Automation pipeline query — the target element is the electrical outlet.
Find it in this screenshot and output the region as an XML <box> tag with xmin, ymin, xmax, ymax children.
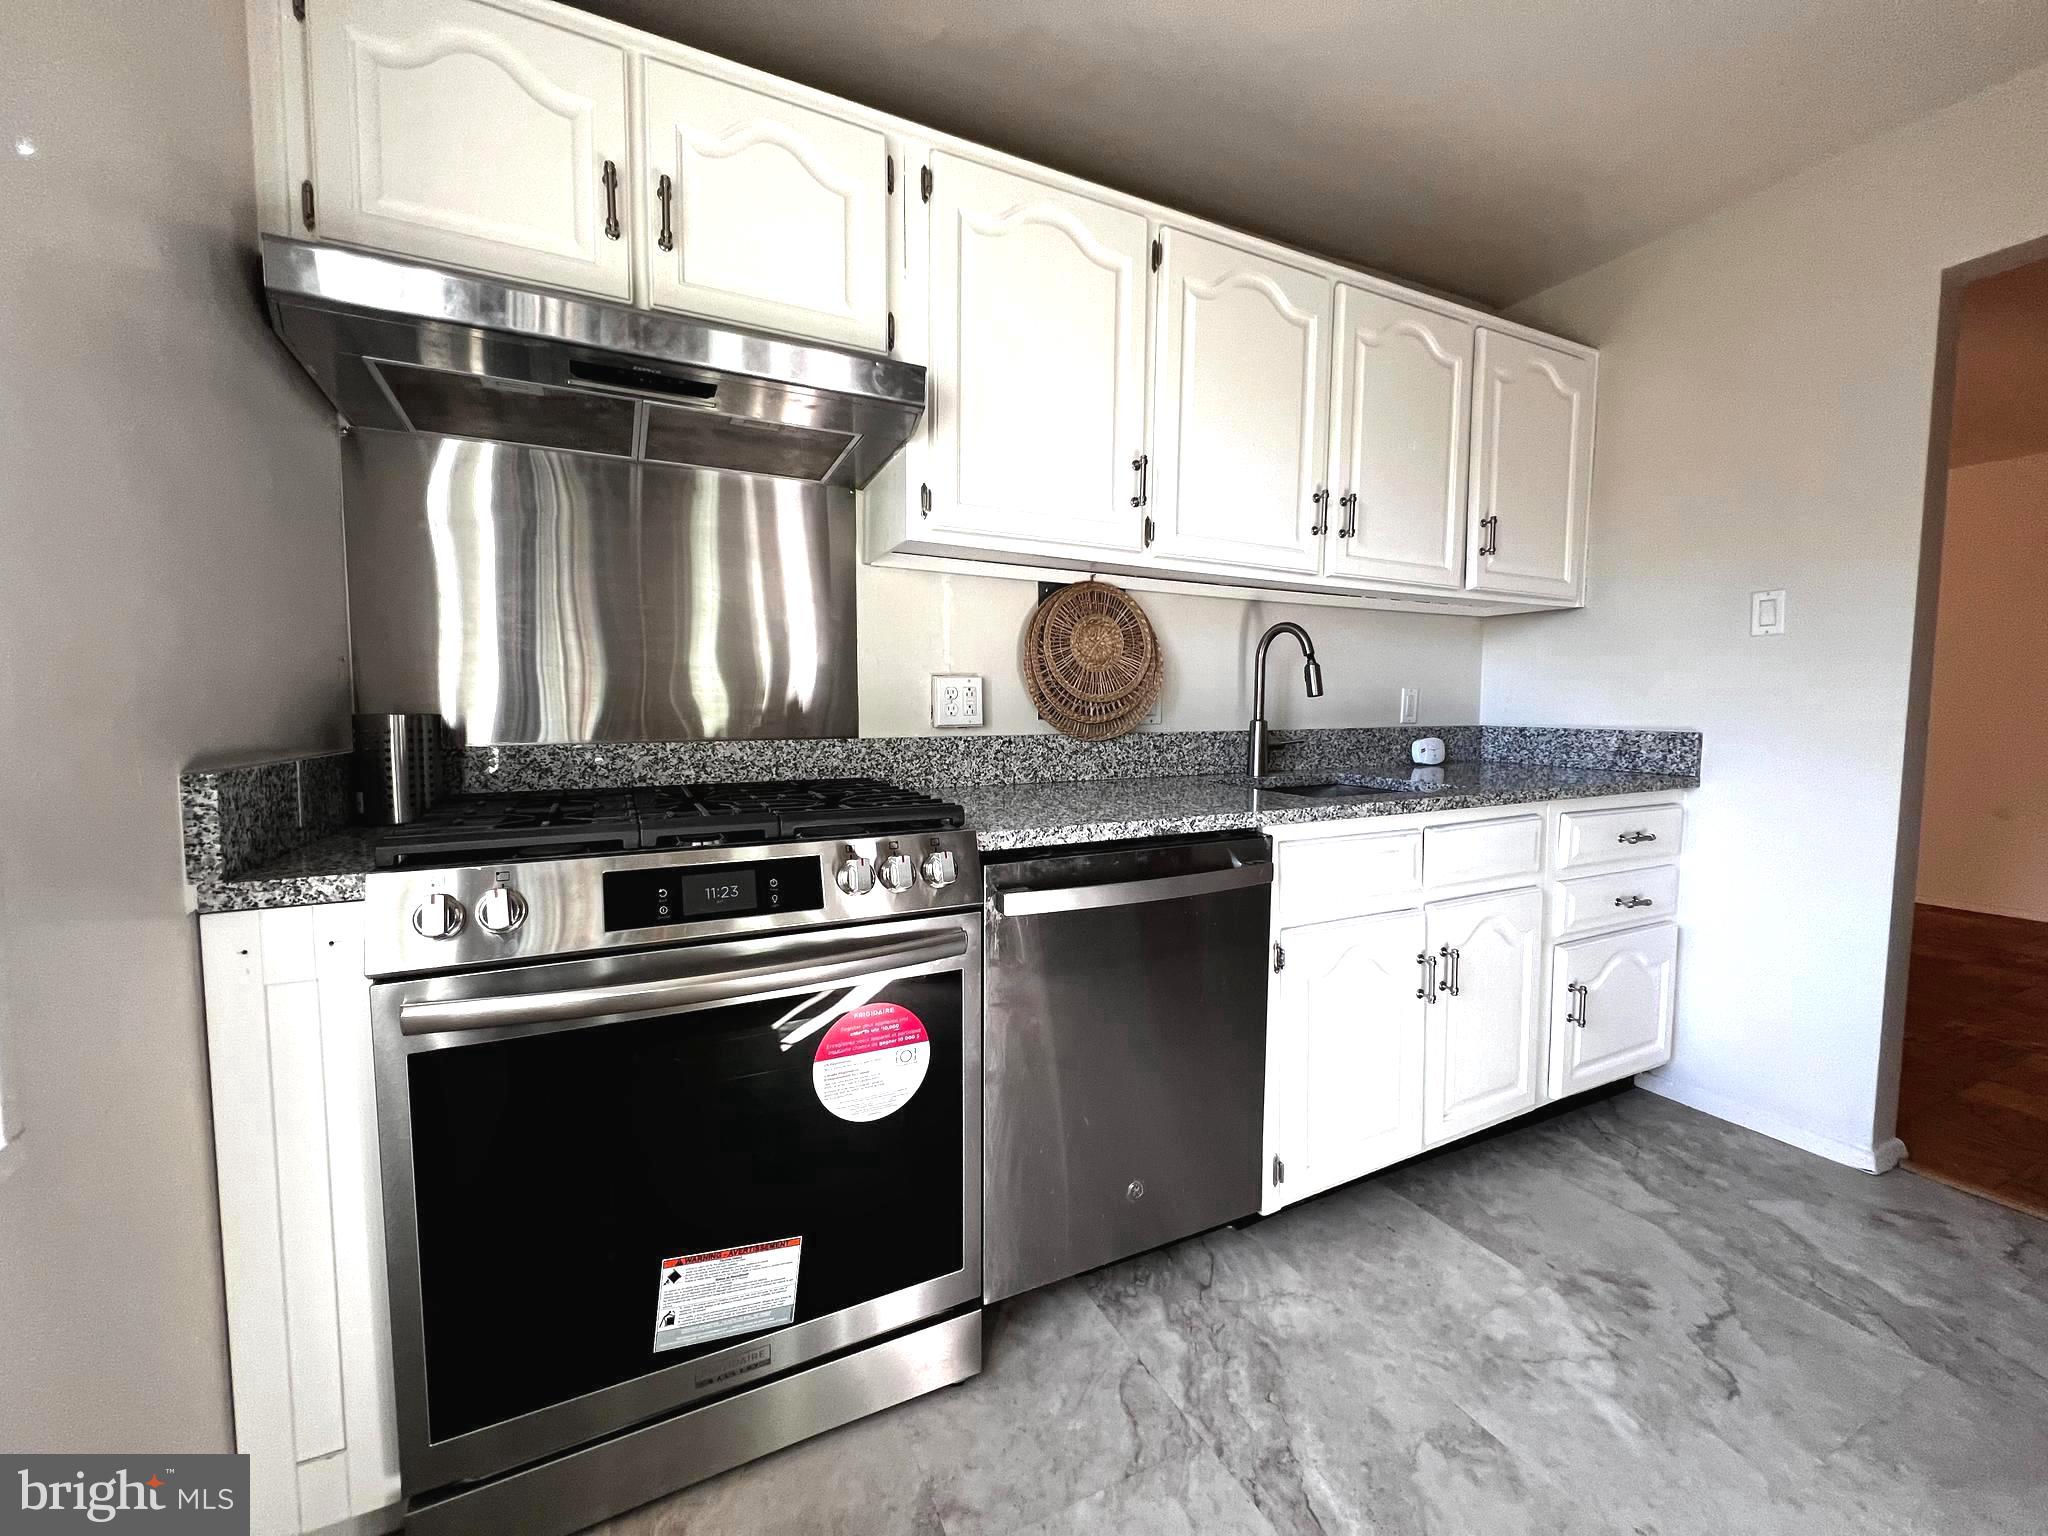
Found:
<box><xmin>930</xmin><ymin>673</ymin><xmax>984</xmax><ymax>729</ymax></box>
<box><xmin>1399</xmin><ymin>687</ymin><xmax>1419</xmax><ymax>724</ymax></box>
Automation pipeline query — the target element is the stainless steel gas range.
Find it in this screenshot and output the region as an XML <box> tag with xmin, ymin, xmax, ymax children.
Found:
<box><xmin>361</xmin><ymin>780</ymin><xmax>982</xmax><ymax>1535</ymax></box>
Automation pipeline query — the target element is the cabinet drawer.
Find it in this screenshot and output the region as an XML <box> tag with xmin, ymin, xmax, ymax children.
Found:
<box><xmin>1423</xmin><ymin>814</ymin><xmax>1542</xmax><ymax>887</ymax></box>
<box><xmin>1555</xmin><ymin>801</ymin><xmax>1684</xmax><ymax>871</ymax></box>
<box><xmin>1555</xmin><ymin>865</ymin><xmax>1680</xmax><ymax>938</ymax></box>
<box><xmin>1278</xmin><ymin>830</ymin><xmax>1423</xmax><ymax>926</ymax></box>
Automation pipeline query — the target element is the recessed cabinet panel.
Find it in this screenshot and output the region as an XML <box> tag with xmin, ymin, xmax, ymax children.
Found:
<box><xmin>1423</xmin><ymin>887</ymin><xmax>1544</xmax><ymax>1144</ymax></box>
<box><xmin>1150</xmin><ymin>230</ymin><xmax>1330</xmax><ymax>573</ymax></box>
<box><xmin>1287</xmin><ymin>909</ymin><xmax>1428</xmax><ymax>1194</ymax></box>
<box><xmin>306</xmin><ymin>0</ymin><xmax>632</xmax><ymax>297</ymax></box>
<box><xmin>1326</xmin><ymin>286</ymin><xmax>1473</xmax><ymax>589</ymax></box>
<box><xmin>1552</xmin><ymin>922</ymin><xmax>1678</xmax><ymax>1095</ymax></box>
<box><xmin>641</xmin><ymin>62</ymin><xmax>889</xmax><ymax>348</ymax></box>
<box><xmin>926</xmin><ymin>154</ymin><xmax>1149</xmax><ymax>553</ymax></box>
<box><xmin>1467</xmin><ymin>329</ymin><xmax>1594</xmax><ymax>601</ymax></box>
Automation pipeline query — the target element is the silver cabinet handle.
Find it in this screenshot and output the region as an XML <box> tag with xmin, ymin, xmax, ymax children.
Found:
<box><xmin>1310</xmin><ymin>486</ymin><xmax>1329</xmax><ymax>536</ymax></box>
<box><xmin>1614</xmin><ymin>894</ymin><xmax>1654</xmax><ymax>909</ymax></box>
<box><xmin>1566</xmin><ymin>980</ymin><xmax>1589</xmax><ymax>1028</ymax></box>
<box><xmin>1617</xmin><ymin>830</ymin><xmax>1658</xmax><ymax>845</ymax></box>
<box><xmin>1338</xmin><ymin>491</ymin><xmax>1358</xmax><ymax>538</ymax></box>
<box><xmin>1416</xmin><ymin>950</ymin><xmax>1438</xmax><ymax>1004</ymax></box>
<box><xmin>602</xmin><ymin>159</ymin><xmax>621</xmax><ymax>240</ymax></box>
<box><xmin>1130</xmin><ymin>453</ymin><xmax>1150</xmax><ymax>508</ymax></box>
<box><xmin>1478</xmin><ymin>514</ymin><xmax>1499</xmax><ymax>557</ymax></box>
<box><xmin>656</xmin><ymin>172</ymin><xmax>676</xmax><ymax>252</ymax></box>
<box><xmin>993</xmin><ymin>860</ymin><xmax>1271</xmax><ymax>918</ymax></box>
<box><xmin>1439</xmin><ymin>943</ymin><xmax>1461</xmax><ymax>996</ymax></box>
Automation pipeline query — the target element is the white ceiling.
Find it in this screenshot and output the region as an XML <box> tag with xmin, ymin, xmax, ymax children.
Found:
<box><xmin>572</xmin><ymin>0</ymin><xmax>2048</xmax><ymax>306</ymax></box>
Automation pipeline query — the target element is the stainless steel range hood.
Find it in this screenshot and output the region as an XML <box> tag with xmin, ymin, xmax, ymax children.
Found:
<box><xmin>261</xmin><ymin>236</ymin><xmax>924</xmax><ymax>489</ymax></box>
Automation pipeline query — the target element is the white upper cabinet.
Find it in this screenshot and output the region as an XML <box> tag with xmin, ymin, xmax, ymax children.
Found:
<box><xmin>1551</xmin><ymin>922</ymin><xmax>1678</xmax><ymax>1096</ymax></box>
<box><xmin>925</xmin><ymin>154</ymin><xmax>1151</xmax><ymax>553</ymax></box>
<box><xmin>1285</xmin><ymin>909</ymin><xmax>1427</xmax><ymax>1194</ymax></box>
<box><xmin>1148</xmin><ymin>230</ymin><xmax>1331</xmax><ymax>573</ymax></box>
<box><xmin>304</xmin><ymin>0</ymin><xmax>632</xmax><ymax>298</ymax></box>
<box><xmin>640</xmin><ymin>62</ymin><xmax>890</xmax><ymax>349</ymax></box>
<box><xmin>1466</xmin><ymin>329</ymin><xmax>1594</xmax><ymax>602</ymax></box>
<box><xmin>1324</xmin><ymin>286</ymin><xmax>1473</xmax><ymax>590</ymax></box>
<box><xmin>1423</xmin><ymin>887</ymin><xmax>1544</xmax><ymax>1145</ymax></box>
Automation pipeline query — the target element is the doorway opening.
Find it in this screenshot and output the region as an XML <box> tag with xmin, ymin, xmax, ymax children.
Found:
<box><xmin>1895</xmin><ymin>252</ymin><xmax>2048</xmax><ymax>1216</ymax></box>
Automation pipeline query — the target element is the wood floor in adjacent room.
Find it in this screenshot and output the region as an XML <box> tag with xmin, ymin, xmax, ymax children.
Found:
<box><xmin>1897</xmin><ymin>902</ymin><xmax>2048</xmax><ymax>1217</ymax></box>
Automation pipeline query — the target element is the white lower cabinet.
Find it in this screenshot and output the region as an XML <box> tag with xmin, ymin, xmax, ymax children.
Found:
<box><xmin>1282</xmin><ymin>909</ymin><xmax>1426</xmax><ymax>1196</ymax></box>
<box><xmin>1422</xmin><ymin>886</ymin><xmax>1544</xmax><ymax>1145</ymax></box>
<box><xmin>201</xmin><ymin>906</ymin><xmax>400</xmax><ymax>1536</ymax></box>
<box><xmin>1265</xmin><ymin>793</ymin><xmax>1684</xmax><ymax>1214</ymax></box>
<box><xmin>1551</xmin><ymin>922</ymin><xmax>1679</xmax><ymax>1097</ymax></box>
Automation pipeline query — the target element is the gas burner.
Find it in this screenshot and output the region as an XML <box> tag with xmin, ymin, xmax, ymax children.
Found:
<box><xmin>373</xmin><ymin>778</ymin><xmax>965</xmax><ymax>868</ymax></box>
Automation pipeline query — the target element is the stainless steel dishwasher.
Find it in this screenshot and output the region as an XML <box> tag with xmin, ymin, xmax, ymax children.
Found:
<box><xmin>981</xmin><ymin>833</ymin><xmax>1272</xmax><ymax>1302</ymax></box>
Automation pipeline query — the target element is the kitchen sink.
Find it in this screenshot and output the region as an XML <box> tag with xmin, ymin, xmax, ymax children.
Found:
<box><xmin>1264</xmin><ymin>776</ymin><xmax>1439</xmax><ymax>799</ymax></box>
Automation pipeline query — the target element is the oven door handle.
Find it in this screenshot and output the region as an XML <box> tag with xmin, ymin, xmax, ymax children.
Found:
<box><xmin>397</xmin><ymin>928</ymin><xmax>968</xmax><ymax>1036</ymax></box>
<box><xmin>992</xmin><ymin>861</ymin><xmax>1272</xmax><ymax>919</ymax></box>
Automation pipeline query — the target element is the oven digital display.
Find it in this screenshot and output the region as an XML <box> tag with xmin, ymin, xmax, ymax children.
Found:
<box><xmin>681</xmin><ymin>869</ymin><xmax>755</xmax><ymax>915</ymax></box>
<box><xmin>602</xmin><ymin>858</ymin><xmax>823</xmax><ymax>931</ymax></box>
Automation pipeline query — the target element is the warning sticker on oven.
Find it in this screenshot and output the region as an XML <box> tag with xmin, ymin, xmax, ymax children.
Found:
<box><xmin>812</xmin><ymin>1002</ymin><xmax>930</xmax><ymax>1122</ymax></box>
<box><xmin>652</xmin><ymin>1237</ymin><xmax>802</xmax><ymax>1353</ymax></box>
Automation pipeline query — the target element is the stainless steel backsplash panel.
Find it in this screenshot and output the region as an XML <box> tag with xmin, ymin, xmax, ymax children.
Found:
<box><xmin>342</xmin><ymin>432</ymin><xmax>857</xmax><ymax>744</ymax></box>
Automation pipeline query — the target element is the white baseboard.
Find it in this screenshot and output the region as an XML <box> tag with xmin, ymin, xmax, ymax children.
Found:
<box><xmin>1633</xmin><ymin>1072</ymin><xmax>1903</xmax><ymax>1174</ymax></box>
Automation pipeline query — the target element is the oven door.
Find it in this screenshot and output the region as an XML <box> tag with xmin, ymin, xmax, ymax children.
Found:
<box><xmin>372</xmin><ymin>911</ymin><xmax>981</xmax><ymax>1496</ymax></box>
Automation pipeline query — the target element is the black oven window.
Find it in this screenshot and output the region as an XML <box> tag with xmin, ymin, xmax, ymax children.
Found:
<box><xmin>404</xmin><ymin>972</ymin><xmax>965</xmax><ymax>1443</ymax></box>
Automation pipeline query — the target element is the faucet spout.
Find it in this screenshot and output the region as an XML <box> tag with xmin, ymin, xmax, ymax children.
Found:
<box><xmin>1248</xmin><ymin>622</ymin><xmax>1322</xmax><ymax>778</ymax></box>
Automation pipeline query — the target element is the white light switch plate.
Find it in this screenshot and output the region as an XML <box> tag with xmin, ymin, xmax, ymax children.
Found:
<box><xmin>930</xmin><ymin>674</ymin><xmax>984</xmax><ymax>728</ymax></box>
<box><xmin>1751</xmin><ymin>590</ymin><xmax>1787</xmax><ymax>636</ymax></box>
<box><xmin>1399</xmin><ymin>687</ymin><xmax>1419</xmax><ymax>724</ymax></box>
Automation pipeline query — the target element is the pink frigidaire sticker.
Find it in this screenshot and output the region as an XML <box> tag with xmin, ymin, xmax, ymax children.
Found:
<box><xmin>812</xmin><ymin>1003</ymin><xmax>930</xmax><ymax>1122</ymax></box>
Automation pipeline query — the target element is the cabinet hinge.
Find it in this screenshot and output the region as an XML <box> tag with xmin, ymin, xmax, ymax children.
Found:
<box><xmin>299</xmin><ymin>179</ymin><xmax>316</xmax><ymax>230</ymax></box>
<box><xmin>886</xmin><ymin>311</ymin><xmax>896</xmax><ymax>353</ymax></box>
<box><xmin>886</xmin><ymin>154</ymin><xmax>894</xmax><ymax>195</ymax></box>
<box><xmin>1151</xmin><ymin>237</ymin><xmax>1162</xmax><ymax>272</ymax></box>
<box><xmin>918</xmin><ymin>482</ymin><xmax>932</xmax><ymax>518</ymax></box>
<box><xmin>1271</xmin><ymin>942</ymin><xmax>1285</xmax><ymax>973</ymax></box>
<box><xmin>920</xmin><ymin>164</ymin><xmax>933</xmax><ymax>203</ymax></box>
<box><xmin>1272</xmin><ymin>1154</ymin><xmax>1285</xmax><ymax>1185</ymax></box>
<box><xmin>291</xmin><ymin>0</ymin><xmax>305</xmax><ymax>19</ymax></box>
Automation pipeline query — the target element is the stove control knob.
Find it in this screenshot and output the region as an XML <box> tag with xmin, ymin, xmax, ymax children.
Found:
<box><xmin>878</xmin><ymin>852</ymin><xmax>915</xmax><ymax>893</ymax></box>
<box><xmin>836</xmin><ymin>855</ymin><xmax>876</xmax><ymax>897</ymax></box>
<box><xmin>410</xmin><ymin>890</ymin><xmax>467</xmax><ymax>940</ymax></box>
<box><xmin>920</xmin><ymin>849</ymin><xmax>958</xmax><ymax>891</ymax></box>
<box><xmin>475</xmin><ymin>884</ymin><xmax>528</xmax><ymax>937</ymax></box>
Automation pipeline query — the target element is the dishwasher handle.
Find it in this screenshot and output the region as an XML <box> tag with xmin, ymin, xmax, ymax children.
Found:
<box><xmin>992</xmin><ymin>860</ymin><xmax>1273</xmax><ymax>918</ymax></box>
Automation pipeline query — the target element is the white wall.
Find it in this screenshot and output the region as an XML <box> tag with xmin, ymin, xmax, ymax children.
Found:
<box><xmin>1485</xmin><ymin>65</ymin><xmax>2048</xmax><ymax>1168</ymax></box>
<box><xmin>1916</xmin><ymin>451</ymin><xmax>2048</xmax><ymax>921</ymax></box>
<box><xmin>856</xmin><ymin>563</ymin><xmax>1483</xmax><ymax>736</ymax></box>
<box><xmin>0</xmin><ymin>0</ymin><xmax>351</xmax><ymax>1451</ymax></box>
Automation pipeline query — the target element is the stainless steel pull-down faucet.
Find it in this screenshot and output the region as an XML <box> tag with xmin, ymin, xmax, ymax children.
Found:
<box><xmin>1247</xmin><ymin>622</ymin><xmax>1323</xmax><ymax>777</ymax></box>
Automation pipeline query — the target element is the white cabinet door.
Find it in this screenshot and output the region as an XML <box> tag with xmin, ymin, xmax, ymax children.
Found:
<box><xmin>641</xmin><ymin>62</ymin><xmax>889</xmax><ymax>349</ymax></box>
<box><xmin>1552</xmin><ymin>923</ymin><xmax>1678</xmax><ymax>1096</ymax></box>
<box><xmin>1149</xmin><ymin>229</ymin><xmax>1330</xmax><ymax>573</ymax></box>
<box><xmin>1325</xmin><ymin>286</ymin><xmax>1472</xmax><ymax>589</ymax></box>
<box><xmin>1423</xmin><ymin>887</ymin><xmax>1544</xmax><ymax>1144</ymax></box>
<box><xmin>1466</xmin><ymin>329</ymin><xmax>1594</xmax><ymax>601</ymax></box>
<box><xmin>925</xmin><ymin>153</ymin><xmax>1150</xmax><ymax>552</ymax></box>
<box><xmin>1283</xmin><ymin>910</ymin><xmax>1426</xmax><ymax>1194</ymax></box>
<box><xmin>305</xmin><ymin>0</ymin><xmax>632</xmax><ymax>298</ymax></box>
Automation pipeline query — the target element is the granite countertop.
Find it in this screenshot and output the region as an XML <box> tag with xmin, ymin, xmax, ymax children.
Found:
<box><xmin>192</xmin><ymin>759</ymin><xmax>1697</xmax><ymax>912</ymax></box>
<box><xmin>952</xmin><ymin>760</ymin><xmax>1698</xmax><ymax>852</ymax></box>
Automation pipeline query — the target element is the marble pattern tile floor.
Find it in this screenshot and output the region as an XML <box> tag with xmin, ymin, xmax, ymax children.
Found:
<box><xmin>595</xmin><ymin>1090</ymin><xmax>2048</xmax><ymax>1536</ymax></box>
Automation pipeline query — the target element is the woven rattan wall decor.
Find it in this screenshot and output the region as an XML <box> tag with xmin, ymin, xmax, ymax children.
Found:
<box><xmin>1021</xmin><ymin>579</ymin><xmax>1165</xmax><ymax>740</ymax></box>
